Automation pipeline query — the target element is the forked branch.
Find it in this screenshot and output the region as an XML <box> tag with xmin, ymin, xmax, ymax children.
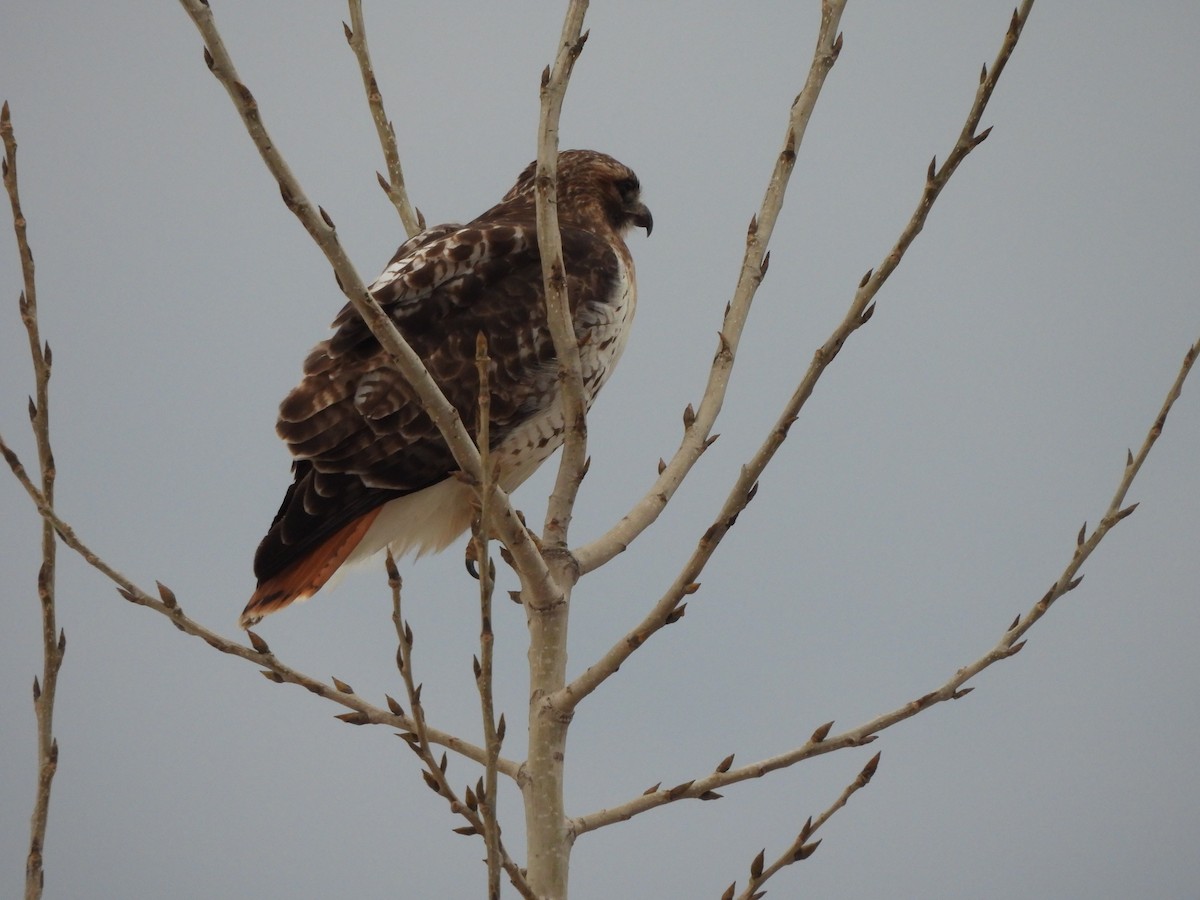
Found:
<box><xmin>724</xmin><ymin>752</ymin><xmax>879</xmax><ymax>900</ymax></box>
<box><xmin>561</xmin><ymin>0</ymin><xmax>1035</xmax><ymax>713</ymax></box>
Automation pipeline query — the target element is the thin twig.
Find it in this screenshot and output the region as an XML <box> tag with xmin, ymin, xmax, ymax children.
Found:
<box><xmin>4</xmin><ymin>100</ymin><xmax>61</xmax><ymax>900</ymax></box>
<box><xmin>175</xmin><ymin>0</ymin><xmax>555</xmax><ymax>604</ymax></box>
<box><xmin>560</xmin><ymin>0</ymin><xmax>1034</xmax><ymax>714</ymax></box>
<box><xmin>473</xmin><ymin>334</ymin><xmax>503</xmax><ymax>899</ymax></box>
<box><xmin>343</xmin><ymin>1</ymin><xmax>422</xmax><ymax>236</ymax></box>
<box><xmin>864</xmin><ymin>1</ymin><xmax>1034</xmax><ymax>296</ymax></box>
<box><xmin>727</xmin><ymin>752</ymin><xmax>878</xmax><ymax>900</ymax></box>
<box><xmin>1003</xmin><ymin>335</ymin><xmax>1199</xmax><ymax>650</ymax></box>
<box><xmin>388</xmin><ymin>557</ymin><xmax>533</xmax><ymax>900</ymax></box>
<box><xmin>570</xmin><ymin>329</ymin><xmax>1198</xmax><ymax>837</ymax></box>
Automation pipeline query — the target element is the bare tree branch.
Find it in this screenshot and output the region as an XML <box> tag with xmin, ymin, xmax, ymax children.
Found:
<box><xmin>0</xmin><ymin>440</ymin><xmax>524</xmax><ymax>781</ymax></box>
<box><xmin>726</xmin><ymin>752</ymin><xmax>877</xmax><ymax>900</ymax></box>
<box><xmin>388</xmin><ymin>557</ymin><xmax>533</xmax><ymax>900</ymax></box>
<box><xmin>572</xmin><ymin>0</ymin><xmax>847</xmax><ymax>576</ymax></box>
<box><xmin>576</xmin><ymin>1</ymin><xmax>1034</xmax><ymax>581</ymax></box>
<box><xmin>521</xmin><ymin>4</ymin><xmax>591</xmax><ymax>896</ymax></box>
<box><xmin>560</xmin><ymin>0</ymin><xmax>849</xmax><ymax>712</ymax></box>
<box><xmin>863</xmin><ymin>1</ymin><xmax>1034</xmax><ymax>298</ymax></box>
<box><xmin>343</xmin><ymin>0</ymin><xmax>422</xmax><ymax>237</ymax></box>
<box><xmin>1004</xmin><ymin>335</ymin><xmax>1198</xmax><ymax>649</ymax></box>
<box><xmin>4</xmin><ymin>99</ymin><xmax>61</xmax><ymax>900</ymax></box>
<box><xmin>560</xmin><ymin>0</ymin><xmax>1035</xmax><ymax>715</ymax></box>
<box><xmin>571</xmin><ymin>329</ymin><xmax>1197</xmax><ymax>837</ymax></box>
<box><xmin>472</xmin><ymin>334</ymin><xmax>504</xmax><ymax>899</ymax></box>
<box><xmin>536</xmin><ymin>0</ymin><xmax>591</xmax><ymax>551</ymax></box>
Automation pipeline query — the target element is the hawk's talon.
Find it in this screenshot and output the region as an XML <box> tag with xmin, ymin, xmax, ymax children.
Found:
<box><xmin>464</xmin><ymin>538</ymin><xmax>480</xmax><ymax>580</ymax></box>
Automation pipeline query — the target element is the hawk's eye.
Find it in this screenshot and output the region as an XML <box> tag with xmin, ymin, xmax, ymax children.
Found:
<box><xmin>615</xmin><ymin>176</ymin><xmax>640</xmax><ymax>198</ymax></box>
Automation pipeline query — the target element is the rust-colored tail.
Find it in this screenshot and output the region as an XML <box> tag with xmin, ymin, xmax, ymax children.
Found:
<box><xmin>240</xmin><ymin>508</ymin><xmax>382</xmax><ymax>628</ymax></box>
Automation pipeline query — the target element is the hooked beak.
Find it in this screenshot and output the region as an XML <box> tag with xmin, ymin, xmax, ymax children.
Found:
<box><xmin>626</xmin><ymin>201</ymin><xmax>653</xmax><ymax>236</ymax></box>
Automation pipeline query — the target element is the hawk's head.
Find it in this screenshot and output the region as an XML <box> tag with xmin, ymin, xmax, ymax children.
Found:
<box><xmin>505</xmin><ymin>150</ymin><xmax>653</xmax><ymax>238</ymax></box>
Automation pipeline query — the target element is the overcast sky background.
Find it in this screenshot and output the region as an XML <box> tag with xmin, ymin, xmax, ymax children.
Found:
<box><xmin>3</xmin><ymin>3</ymin><xmax>1199</xmax><ymax>898</ymax></box>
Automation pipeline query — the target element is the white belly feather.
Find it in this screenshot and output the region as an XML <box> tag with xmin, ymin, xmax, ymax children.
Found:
<box><xmin>345</xmin><ymin>254</ymin><xmax>636</xmax><ymax>573</ymax></box>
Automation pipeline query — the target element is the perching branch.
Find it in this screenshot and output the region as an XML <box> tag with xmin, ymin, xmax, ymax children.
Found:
<box><xmin>4</xmin><ymin>100</ymin><xmax>62</xmax><ymax>900</ymax></box>
<box><xmin>175</xmin><ymin>0</ymin><xmax>557</xmax><ymax>608</ymax></box>
<box><xmin>536</xmin><ymin>0</ymin><xmax>590</xmax><ymax>551</ymax></box>
<box><xmin>519</xmin><ymin>5</ymin><xmax>592</xmax><ymax>896</ymax></box>
<box><xmin>343</xmin><ymin>0</ymin><xmax>422</xmax><ymax>237</ymax></box>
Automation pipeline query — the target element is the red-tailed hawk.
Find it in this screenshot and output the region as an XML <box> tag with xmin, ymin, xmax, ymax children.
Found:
<box><xmin>242</xmin><ymin>150</ymin><xmax>651</xmax><ymax>627</ymax></box>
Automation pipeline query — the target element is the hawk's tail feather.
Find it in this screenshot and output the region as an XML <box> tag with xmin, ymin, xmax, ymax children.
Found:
<box><xmin>240</xmin><ymin>508</ymin><xmax>383</xmax><ymax>629</ymax></box>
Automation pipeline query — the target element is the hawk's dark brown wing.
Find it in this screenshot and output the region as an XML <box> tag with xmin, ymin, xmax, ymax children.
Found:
<box><xmin>248</xmin><ymin>224</ymin><xmax>621</xmax><ymax>608</ymax></box>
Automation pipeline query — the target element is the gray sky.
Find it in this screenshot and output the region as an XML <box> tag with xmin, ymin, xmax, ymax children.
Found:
<box><xmin>3</xmin><ymin>3</ymin><xmax>1199</xmax><ymax>898</ymax></box>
